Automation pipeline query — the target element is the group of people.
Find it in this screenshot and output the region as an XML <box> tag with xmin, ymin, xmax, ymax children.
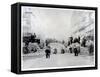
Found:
<box><xmin>68</xmin><ymin>36</ymin><xmax>94</xmax><ymax>56</ymax></box>
<box><xmin>69</xmin><ymin>46</ymin><xmax>80</xmax><ymax>56</ymax></box>
<box><xmin>67</xmin><ymin>36</ymin><xmax>81</xmax><ymax>56</ymax></box>
<box><xmin>44</xmin><ymin>36</ymin><xmax>80</xmax><ymax>58</ymax></box>
<box><xmin>23</xmin><ymin>33</ymin><xmax>94</xmax><ymax>58</ymax></box>
<box><xmin>44</xmin><ymin>36</ymin><xmax>93</xmax><ymax>58</ymax></box>
<box><xmin>44</xmin><ymin>45</ymin><xmax>80</xmax><ymax>59</ymax></box>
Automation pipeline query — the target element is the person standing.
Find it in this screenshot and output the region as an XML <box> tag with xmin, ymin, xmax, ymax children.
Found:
<box><xmin>45</xmin><ymin>46</ymin><xmax>51</xmax><ymax>58</ymax></box>
<box><xmin>81</xmin><ymin>37</ymin><xmax>86</xmax><ymax>47</ymax></box>
<box><xmin>74</xmin><ymin>47</ymin><xmax>78</xmax><ymax>56</ymax></box>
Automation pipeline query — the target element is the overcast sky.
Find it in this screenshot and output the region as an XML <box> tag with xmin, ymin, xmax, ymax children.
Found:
<box><xmin>21</xmin><ymin>6</ymin><xmax>95</xmax><ymax>41</ymax></box>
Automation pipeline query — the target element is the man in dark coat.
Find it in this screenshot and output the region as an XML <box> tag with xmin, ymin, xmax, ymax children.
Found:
<box><xmin>74</xmin><ymin>47</ymin><xmax>78</xmax><ymax>56</ymax></box>
<box><xmin>45</xmin><ymin>46</ymin><xmax>51</xmax><ymax>58</ymax></box>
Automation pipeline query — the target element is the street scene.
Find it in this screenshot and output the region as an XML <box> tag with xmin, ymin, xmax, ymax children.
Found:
<box><xmin>21</xmin><ymin>6</ymin><xmax>95</xmax><ymax>70</ymax></box>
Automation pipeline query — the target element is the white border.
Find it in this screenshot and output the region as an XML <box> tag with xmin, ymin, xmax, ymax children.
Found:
<box><xmin>21</xmin><ymin>6</ymin><xmax>95</xmax><ymax>71</ymax></box>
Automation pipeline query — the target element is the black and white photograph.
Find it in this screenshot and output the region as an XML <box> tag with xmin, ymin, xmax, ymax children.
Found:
<box><xmin>21</xmin><ymin>5</ymin><xmax>96</xmax><ymax>71</ymax></box>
